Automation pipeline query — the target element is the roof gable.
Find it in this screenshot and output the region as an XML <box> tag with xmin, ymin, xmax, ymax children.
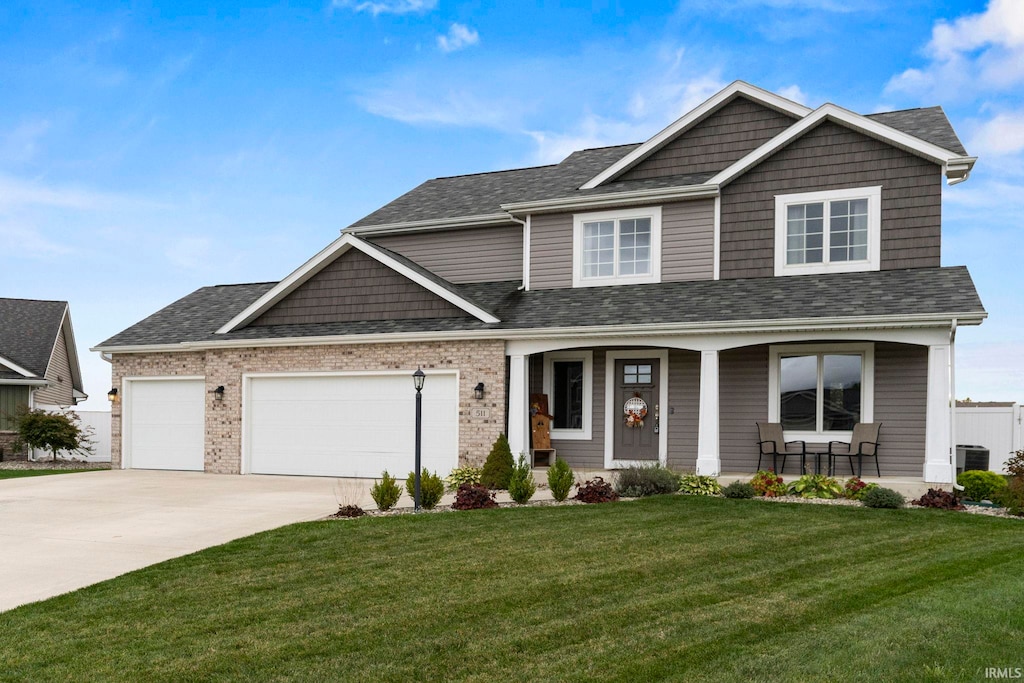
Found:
<box><xmin>0</xmin><ymin>298</ymin><xmax>68</xmax><ymax>377</ymax></box>
<box><xmin>580</xmin><ymin>81</ymin><xmax>812</xmax><ymax>190</ymax></box>
<box><xmin>217</xmin><ymin>234</ymin><xmax>500</xmax><ymax>333</ymax></box>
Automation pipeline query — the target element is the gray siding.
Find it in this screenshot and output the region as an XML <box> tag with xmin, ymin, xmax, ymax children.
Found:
<box><xmin>667</xmin><ymin>349</ymin><xmax>700</xmax><ymax>470</ymax></box>
<box><xmin>720</xmin><ymin>121</ymin><xmax>943</xmax><ymax>279</ymax></box>
<box><xmin>620</xmin><ymin>96</ymin><xmax>798</xmax><ymax>181</ymax></box>
<box><xmin>867</xmin><ymin>343</ymin><xmax>928</xmax><ymax>478</ymax></box>
<box><xmin>251</xmin><ymin>248</ymin><xmax>467</xmax><ymax>326</ymax></box>
<box><xmin>34</xmin><ymin>326</ymin><xmax>74</xmax><ymax>406</ymax></box>
<box><xmin>530</xmin><ymin>199</ymin><xmax>715</xmax><ymax>290</ymax></box>
<box><xmin>0</xmin><ymin>385</ymin><xmax>30</xmax><ymax>431</ymax></box>
<box><xmin>719</xmin><ymin>346</ymin><xmax>770</xmax><ymax>473</ymax></box>
<box><xmin>369</xmin><ymin>225</ymin><xmax>522</xmax><ymax>284</ymax></box>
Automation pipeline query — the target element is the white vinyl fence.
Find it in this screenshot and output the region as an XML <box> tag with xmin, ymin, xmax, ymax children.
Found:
<box><xmin>33</xmin><ymin>406</ymin><xmax>112</xmax><ymax>462</ymax></box>
<box><xmin>955</xmin><ymin>403</ymin><xmax>1021</xmax><ymax>475</ymax></box>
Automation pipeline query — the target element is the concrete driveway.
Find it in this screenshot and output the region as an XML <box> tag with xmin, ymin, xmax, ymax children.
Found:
<box><xmin>0</xmin><ymin>469</ymin><xmax>350</xmax><ymax>612</ymax></box>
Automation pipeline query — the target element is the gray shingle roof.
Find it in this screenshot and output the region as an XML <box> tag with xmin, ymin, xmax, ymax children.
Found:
<box><xmin>0</xmin><ymin>298</ymin><xmax>67</xmax><ymax>377</ymax></box>
<box><xmin>348</xmin><ymin>105</ymin><xmax>968</xmax><ymax>230</ymax></box>
<box><xmin>95</xmin><ymin>267</ymin><xmax>984</xmax><ymax>348</ymax></box>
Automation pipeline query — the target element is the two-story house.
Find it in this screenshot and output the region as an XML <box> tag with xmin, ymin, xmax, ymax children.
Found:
<box><xmin>94</xmin><ymin>81</ymin><xmax>984</xmax><ymax>483</ymax></box>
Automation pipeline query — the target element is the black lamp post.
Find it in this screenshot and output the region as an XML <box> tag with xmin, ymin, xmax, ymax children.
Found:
<box><xmin>412</xmin><ymin>367</ymin><xmax>425</xmax><ymax>512</ymax></box>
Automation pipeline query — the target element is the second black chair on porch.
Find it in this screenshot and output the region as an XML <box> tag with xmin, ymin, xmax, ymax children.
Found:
<box><xmin>756</xmin><ymin>422</ymin><xmax>806</xmax><ymax>474</ymax></box>
<box><xmin>828</xmin><ymin>422</ymin><xmax>882</xmax><ymax>478</ymax></box>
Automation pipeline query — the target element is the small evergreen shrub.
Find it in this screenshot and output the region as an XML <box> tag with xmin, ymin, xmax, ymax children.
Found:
<box><xmin>957</xmin><ymin>470</ymin><xmax>1007</xmax><ymax>502</ymax></box>
<box><xmin>722</xmin><ymin>480</ymin><xmax>756</xmax><ymax>499</ymax></box>
<box><xmin>575</xmin><ymin>476</ymin><xmax>619</xmax><ymax>504</ymax></box>
<box><xmin>678</xmin><ymin>474</ymin><xmax>722</xmax><ymax>496</ymax></box>
<box><xmin>452</xmin><ymin>483</ymin><xmax>497</xmax><ymax>510</ymax></box>
<box><xmin>508</xmin><ymin>455</ymin><xmax>537</xmax><ymax>504</ymax></box>
<box><xmin>480</xmin><ymin>433</ymin><xmax>514</xmax><ymax>489</ymax></box>
<box><xmin>787</xmin><ymin>473</ymin><xmax>843</xmax><ymax>499</ymax></box>
<box><xmin>843</xmin><ymin>477</ymin><xmax>879</xmax><ymax>501</ymax></box>
<box><xmin>405</xmin><ymin>468</ymin><xmax>445</xmax><ymax>510</ymax></box>
<box><xmin>547</xmin><ymin>458</ymin><xmax>575</xmax><ymax>502</ymax></box>
<box><xmin>614</xmin><ymin>465</ymin><xmax>680</xmax><ymax>497</ymax></box>
<box><xmin>445</xmin><ymin>466</ymin><xmax>483</xmax><ymax>492</ymax></box>
<box><xmin>862</xmin><ymin>487</ymin><xmax>905</xmax><ymax>509</ymax></box>
<box><xmin>912</xmin><ymin>488</ymin><xmax>964</xmax><ymax>511</ymax></box>
<box><xmin>751</xmin><ymin>470</ymin><xmax>787</xmax><ymax>497</ymax></box>
<box><xmin>369</xmin><ymin>470</ymin><xmax>402</xmax><ymax>511</ymax></box>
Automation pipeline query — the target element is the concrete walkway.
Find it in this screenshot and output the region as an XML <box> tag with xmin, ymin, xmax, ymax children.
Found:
<box><xmin>0</xmin><ymin>470</ymin><xmax>350</xmax><ymax>612</ymax></box>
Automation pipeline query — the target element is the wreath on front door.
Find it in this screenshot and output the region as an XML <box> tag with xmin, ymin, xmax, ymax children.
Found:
<box><xmin>623</xmin><ymin>394</ymin><xmax>648</xmax><ymax>429</ymax></box>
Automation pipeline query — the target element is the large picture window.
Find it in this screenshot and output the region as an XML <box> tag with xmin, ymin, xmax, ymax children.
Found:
<box><xmin>543</xmin><ymin>351</ymin><xmax>593</xmax><ymax>440</ymax></box>
<box><xmin>573</xmin><ymin>207</ymin><xmax>661</xmax><ymax>287</ymax></box>
<box><xmin>774</xmin><ymin>187</ymin><xmax>881</xmax><ymax>276</ymax></box>
<box><xmin>769</xmin><ymin>343</ymin><xmax>874</xmax><ymax>439</ymax></box>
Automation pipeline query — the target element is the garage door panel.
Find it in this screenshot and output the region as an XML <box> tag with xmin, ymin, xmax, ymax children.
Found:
<box><xmin>127</xmin><ymin>380</ymin><xmax>205</xmax><ymax>471</ymax></box>
<box><xmin>247</xmin><ymin>374</ymin><xmax>458</xmax><ymax>478</ymax></box>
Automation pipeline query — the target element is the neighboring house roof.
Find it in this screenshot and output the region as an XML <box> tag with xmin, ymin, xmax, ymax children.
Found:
<box><xmin>346</xmin><ymin>84</ymin><xmax>971</xmax><ymax>231</ymax></box>
<box><xmin>93</xmin><ymin>266</ymin><xmax>985</xmax><ymax>350</ymax></box>
<box><xmin>0</xmin><ymin>298</ymin><xmax>69</xmax><ymax>378</ymax></box>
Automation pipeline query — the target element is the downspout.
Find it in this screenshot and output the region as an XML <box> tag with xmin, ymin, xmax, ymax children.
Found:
<box><xmin>950</xmin><ymin>318</ymin><xmax>963</xmax><ymax>491</ymax></box>
<box><xmin>507</xmin><ymin>213</ymin><xmax>528</xmax><ymax>291</ymax></box>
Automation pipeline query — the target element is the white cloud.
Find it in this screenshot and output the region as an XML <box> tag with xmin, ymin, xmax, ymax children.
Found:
<box><xmin>968</xmin><ymin>111</ymin><xmax>1024</xmax><ymax>157</ymax></box>
<box><xmin>356</xmin><ymin>85</ymin><xmax>518</xmax><ymax>129</ymax></box>
<box><xmin>0</xmin><ymin>174</ymin><xmax>163</xmax><ymax>211</ymax></box>
<box><xmin>0</xmin><ymin>221</ymin><xmax>73</xmax><ymax>258</ymax></box>
<box><xmin>886</xmin><ymin>0</ymin><xmax>1024</xmax><ymax>99</ymax></box>
<box><xmin>776</xmin><ymin>84</ymin><xmax>808</xmax><ymax>105</ymax></box>
<box><xmin>0</xmin><ymin>119</ymin><xmax>51</xmax><ymax>163</ymax></box>
<box><xmin>165</xmin><ymin>236</ymin><xmax>212</xmax><ymax>271</ymax></box>
<box><xmin>437</xmin><ymin>23</ymin><xmax>479</xmax><ymax>53</ymax></box>
<box><xmin>684</xmin><ymin>0</ymin><xmax>873</xmax><ymax>11</ymax></box>
<box><xmin>331</xmin><ymin>0</ymin><xmax>436</xmax><ymax>15</ymax></box>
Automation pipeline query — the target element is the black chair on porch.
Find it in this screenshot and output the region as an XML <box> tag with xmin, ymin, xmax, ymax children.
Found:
<box><xmin>756</xmin><ymin>422</ymin><xmax>806</xmax><ymax>474</ymax></box>
<box><xmin>828</xmin><ymin>423</ymin><xmax>882</xmax><ymax>478</ymax></box>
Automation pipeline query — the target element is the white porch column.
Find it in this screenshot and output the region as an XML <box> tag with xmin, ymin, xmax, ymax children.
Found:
<box><xmin>696</xmin><ymin>350</ymin><xmax>721</xmax><ymax>476</ymax></box>
<box><xmin>507</xmin><ymin>354</ymin><xmax>530</xmax><ymax>457</ymax></box>
<box><xmin>924</xmin><ymin>344</ymin><xmax>953</xmax><ymax>484</ymax></box>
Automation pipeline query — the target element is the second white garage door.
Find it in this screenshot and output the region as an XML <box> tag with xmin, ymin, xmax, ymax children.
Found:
<box><xmin>245</xmin><ymin>373</ymin><xmax>459</xmax><ymax>478</ymax></box>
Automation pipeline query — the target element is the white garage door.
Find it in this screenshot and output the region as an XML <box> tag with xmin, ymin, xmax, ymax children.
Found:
<box><xmin>246</xmin><ymin>373</ymin><xmax>458</xmax><ymax>478</ymax></box>
<box><xmin>125</xmin><ymin>379</ymin><xmax>205</xmax><ymax>471</ymax></box>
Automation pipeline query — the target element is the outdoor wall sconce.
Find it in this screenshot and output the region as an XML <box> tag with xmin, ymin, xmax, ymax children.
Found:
<box><xmin>474</xmin><ymin>382</ymin><xmax>485</xmax><ymax>400</ymax></box>
<box><xmin>213</xmin><ymin>385</ymin><xmax>225</xmax><ymax>401</ymax></box>
<box><xmin>107</xmin><ymin>387</ymin><xmax>119</xmax><ymax>403</ymax></box>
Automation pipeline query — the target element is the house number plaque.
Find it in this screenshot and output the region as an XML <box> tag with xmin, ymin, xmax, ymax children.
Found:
<box><xmin>471</xmin><ymin>408</ymin><xmax>490</xmax><ymax>419</ymax></box>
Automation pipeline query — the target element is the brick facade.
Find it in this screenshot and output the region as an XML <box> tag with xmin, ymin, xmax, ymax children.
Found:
<box><xmin>110</xmin><ymin>340</ymin><xmax>506</xmax><ymax>474</ymax></box>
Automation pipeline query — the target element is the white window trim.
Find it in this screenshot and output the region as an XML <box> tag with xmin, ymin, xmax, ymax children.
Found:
<box><xmin>542</xmin><ymin>351</ymin><xmax>593</xmax><ymax>440</ymax></box>
<box><xmin>773</xmin><ymin>186</ymin><xmax>881</xmax><ymax>277</ymax></box>
<box><xmin>572</xmin><ymin>206</ymin><xmax>662</xmax><ymax>287</ymax></box>
<box><xmin>768</xmin><ymin>343</ymin><xmax>874</xmax><ymax>443</ymax></box>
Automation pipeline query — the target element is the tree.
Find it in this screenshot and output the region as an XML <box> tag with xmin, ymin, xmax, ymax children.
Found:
<box><xmin>14</xmin><ymin>409</ymin><xmax>92</xmax><ymax>462</ymax></box>
<box><xmin>480</xmin><ymin>433</ymin><xmax>514</xmax><ymax>489</ymax></box>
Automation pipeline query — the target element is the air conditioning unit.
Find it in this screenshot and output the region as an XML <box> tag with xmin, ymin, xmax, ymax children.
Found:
<box><xmin>956</xmin><ymin>444</ymin><xmax>990</xmax><ymax>473</ymax></box>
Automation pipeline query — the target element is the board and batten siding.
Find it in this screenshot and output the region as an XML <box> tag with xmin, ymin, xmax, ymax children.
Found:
<box><xmin>869</xmin><ymin>342</ymin><xmax>928</xmax><ymax>478</ymax></box>
<box><xmin>667</xmin><ymin>349</ymin><xmax>700</xmax><ymax>470</ymax></box>
<box><xmin>251</xmin><ymin>248</ymin><xmax>467</xmax><ymax>326</ymax></box>
<box><xmin>720</xmin><ymin>121</ymin><xmax>943</xmax><ymax>279</ymax></box>
<box><xmin>529</xmin><ymin>199</ymin><xmax>715</xmax><ymax>290</ymax></box>
<box><xmin>369</xmin><ymin>225</ymin><xmax>523</xmax><ymax>284</ymax></box>
<box><xmin>34</xmin><ymin>326</ymin><xmax>74</xmax><ymax>406</ymax></box>
<box><xmin>0</xmin><ymin>385</ymin><xmax>30</xmax><ymax>431</ymax></box>
<box><xmin>620</xmin><ymin>96</ymin><xmax>798</xmax><ymax>181</ymax></box>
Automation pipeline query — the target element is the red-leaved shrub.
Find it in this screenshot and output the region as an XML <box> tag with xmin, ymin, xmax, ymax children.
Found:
<box><xmin>575</xmin><ymin>476</ymin><xmax>619</xmax><ymax>504</ymax></box>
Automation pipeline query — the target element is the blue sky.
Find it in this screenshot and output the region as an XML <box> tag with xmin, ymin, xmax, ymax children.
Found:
<box><xmin>2</xmin><ymin>0</ymin><xmax>1021</xmax><ymax>409</ymax></box>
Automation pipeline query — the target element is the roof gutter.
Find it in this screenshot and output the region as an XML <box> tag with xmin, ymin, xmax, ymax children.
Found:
<box><xmin>345</xmin><ymin>213</ymin><xmax>514</xmax><ymax>236</ymax></box>
<box><xmin>0</xmin><ymin>378</ymin><xmax>49</xmax><ymax>386</ymax></box>
<box><xmin>945</xmin><ymin>157</ymin><xmax>977</xmax><ymax>186</ymax></box>
<box><xmin>501</xmin><ymin>184</ymin><xmax>719</xmax><ymax>214</ymax></box>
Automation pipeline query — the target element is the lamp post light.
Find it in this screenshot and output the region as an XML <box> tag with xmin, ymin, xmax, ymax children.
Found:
<box><xmin>412</xmin><ymin>367</ymin><xmax>425</xmax><ymax>512</ymax></box>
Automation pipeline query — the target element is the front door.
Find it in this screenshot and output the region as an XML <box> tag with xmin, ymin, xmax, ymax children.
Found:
<box><xmin>613</xmin><ymin>358</ymin><xmax>660</xmax><ymax>461</ymax></box>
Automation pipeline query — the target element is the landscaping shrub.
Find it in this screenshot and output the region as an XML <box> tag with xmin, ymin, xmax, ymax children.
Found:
<box><xmin>369</xmin><ymin>470</ymin><xmax>402</xmax><ymax>511</ymax></box>
<box><xmin>863</xmin><ymin>487</ymin><xmax>905</xmax><ymax>509</ymax></box>
<box><xmin>452</xmin><ymin>483</ymin><xmax>497</xmax><ymax>510</ymax></box>
<box><xmin>788</xmin><ymin>473</ymin><xmax>843</xmax><ymax>499</ymax></box>
<box><xmin>445</xmin><ymin>466</ymin><xmax>483</xmax><ymax>492</ymax></box>
<box><xmin>334</xmin><ymin>505</ymin><xmax>366</xmax><ymax>518</ymax></box>
<box><xmin>405</xmin><ymin>469</ymin><xmax>445</xmax><ymax>510</ymax></box>
<box><xmin>547</xmin><ymin>458</ymin><xmax>574</xmax><ymax>502</ymax></box>
<box><xmin>912</xmin><ymin>488</ymin><xmax>965</xmax><ymax>511</ymax></box>
<box><xmin>615</xmin><ymin>465</ymin><xmax>680</xmax><ymax>497</ymax></box>
<box><xmin>722</xmin><ymin>481</ymin><xmax>756</xmax><ymax>499</ymax></box>
<box><xmin>957</xmin><ymin>470</ymin><xmax>1007</xmax><ymax>502</ymax></box>
<box><xmin>480</xmin><ymin>433</ymin><xmax>514</xmax><ymax>489</ymax></box>
<box><xmin>751</xmin><ymin>470</ymin><xmax>787</xmax><ymax>497</ymax></box>
<box><xmin>508</xmin><ymin>455</ymin><xmax>536</xmax><ymax>504</ymax></box>
<box><xmin>843</xmin><ymin>477</ymin><xmax>879</xmax><ymax>501</ymax></box>
<box><xmin>575</xmin><ymin>476</ymin><xmax>619</xmax><ymax>504</ymax></box>
<box><xmin>678</xmin><ymin>474</ymin><xmax>722</xmax><ymax>496</ymax></box>
<box><xmin>993</xmin><ymin>450</ymin><xmax>1024</xmax><ymax>515</ymax></box>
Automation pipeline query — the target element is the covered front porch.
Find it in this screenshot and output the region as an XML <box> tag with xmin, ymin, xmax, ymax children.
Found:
<box><xmin>505</xmin><ymin>325</ymin><xmax>960</xmax><ymax>484</ymax></box>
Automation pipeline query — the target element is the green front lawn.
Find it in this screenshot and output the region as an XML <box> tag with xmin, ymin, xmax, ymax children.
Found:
<box><xmin>0</xmin><ymin>468</ymin><xmax>104</xmax><ymax>479</ymax></box>
<box><xmin>2</xmin><ymin>496</ymin><xmax>1022</xmax><ymax>682</ymax></box>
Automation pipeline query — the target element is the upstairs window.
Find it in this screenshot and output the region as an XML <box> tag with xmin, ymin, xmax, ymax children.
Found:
<box><xmin>573</xmin><ymin>207</ymin><xmax>661</xmax><ymax>287</ymax></box>
<box><xmin>774</xmin><ymin>187</ymin><xmax>881</xmax><ymax>276</ymax></box>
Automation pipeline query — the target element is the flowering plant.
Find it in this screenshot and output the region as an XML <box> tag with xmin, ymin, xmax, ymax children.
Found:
<box><xmin>751</xmin><ymin>469</ymin><xmax>786</xmax><ymax>497</ymax></box>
